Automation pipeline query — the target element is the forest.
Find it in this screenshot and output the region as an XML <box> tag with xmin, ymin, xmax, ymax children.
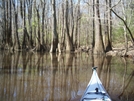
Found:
<box><xmin>0</xmin><ymin>0</ymin><xmax>134</xmax><ymax>54</ymax></box>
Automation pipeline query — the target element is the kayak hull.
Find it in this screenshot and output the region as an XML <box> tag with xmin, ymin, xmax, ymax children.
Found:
<box><xmin>80</xmin><ymin>67</ymin><xmax>112</xmax><ymax>101</ymax></box>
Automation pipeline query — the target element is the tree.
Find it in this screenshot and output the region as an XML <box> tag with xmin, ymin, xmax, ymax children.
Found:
<box><xmin>65</xmin><ymin>0</ymin><xmax>74</xmax><ymax>52</ymax></box>
<box><xmin>1</xmin><ymin>0</ymin><xmax>134</xmax><ymax>53</ymax></box>
<box><xmin>26</xmin><ymin>0</ymin><xmax>34</xmax><ymax>48</ymax></box>
<box><xmin>41</xmin><ymin>0</ymin><xmax>46</xmax><ymax>48</ymax></box>
<box><xmin>92</xmin><ymin>0</ymin><xmax>95</xmax><ymax>49</ymax></box>
<box><xmin>74</xmin><ymin>0</ymin><xmax>81</xmax><ymax>49</ymax></box>
<box><xmin>93</xmin><ymin>0</ymin><xmax>105</xmax><ymax>54</ymax></box>
<box><xmin>0</xmin><ymin>0</ymin><xmax>13</xmax><ymax>50</ymax></box>
<box><xmin>50</xmin><ymin>0</ymin><xmax>58</xmax><ymax>53</ymax></box>
<box><xmin>104</xmin><ymin>0</ymin><xmax>112</xmax><ymax>52</ymax></box>
<box><xmin>111</xmin><ymin>0</ymin><xmax>134</xmax><ymax>45</ymax></box>
<box><xmin>12</xmin><ymin>0</ymin><xmax>21</xmax><ymax>50</ymax></box>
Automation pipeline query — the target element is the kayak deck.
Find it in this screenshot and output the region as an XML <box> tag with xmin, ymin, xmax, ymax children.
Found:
<box><xmin>80</xmin><ymin>67</ymin><xmax>112</xmax><ymax>101</ymax></box>
<box><xmin>81</xmin><ymin>93</ymin><xmax>111</xmax><ymax>101</ymax></box>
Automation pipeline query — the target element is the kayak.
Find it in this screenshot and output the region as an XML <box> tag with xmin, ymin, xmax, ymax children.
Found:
<box><xmin>80</xmin><ymin>67</ymin><xmax>112</xmax><ymax>101</ymax></box>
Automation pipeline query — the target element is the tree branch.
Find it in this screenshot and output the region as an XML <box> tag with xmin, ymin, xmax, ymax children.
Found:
<box><xmin>111</xmin><ymin>9</ymin><xmax>134</xmax><ymax>43</ymax></box>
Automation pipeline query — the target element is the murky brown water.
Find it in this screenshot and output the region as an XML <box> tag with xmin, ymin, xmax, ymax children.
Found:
<box><xmin>0</xmin><ymin>51</ymin><xmax>134</xmax><ymax>101</ymax></box>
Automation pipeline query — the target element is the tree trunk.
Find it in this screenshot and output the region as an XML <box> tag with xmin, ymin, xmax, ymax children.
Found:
<box><xmin>92</xmin><ymin>0</ymin><xmax>95</xmax><ymax>49</ymax></box>
<box><xmin>58</xmin><ymin>2</ymin><xmax>66</xmax><ymax>52</ymax></box>
<box><xmin>12</xmin><ymin>0</ymin><xmax>21</xmax><ymax>50</ymax></box>
<box><xmin>8</xmin><ymin>0</ymin><xmax>13</xmax><ymax>49</ymax></box>
<box><xmin>42</xmin><ymin>0</ymin><xmax>46</xmax><ymax>46</ymax></box>
<box><xmin>93</xmin><ymin>0</ymin><xmax>104</xmax><ymax>54</ymax></box>
<box><xmin>104</xmin><ymin>0</ymin><xmax>112</xmax><ymax>52</ymax></box>
<box><xmin>22</xmin><ymin>0</ymin><xmax>27</xmax><ymax>49</ymax></box>
<box><xmin>74</xmin><ymin>0</ymin><xmax>81</xmax><ymax>49</ymax></box>
<box><xmin>26</xmin><ymin>0</ymin><xmax>33</xmax><ymax>48</ymax></box>
<box><xmin>121</xmin><ymin>0</ymin><xmax>128</xmax><ymax>55</ymax></box>
<box><xmin>70</xmin><ymin>0</ymin><xmax>74</xmax><ymax>43</ymax></box>
<box><xmin>50</xmin><ymin>0</ymin><xmax>58</xmax><ymax>53</ymax></box>
<box><xmin>65</xmin><ymin>0</ymin><xmax>74</xmax><ymax>52</ymax></box>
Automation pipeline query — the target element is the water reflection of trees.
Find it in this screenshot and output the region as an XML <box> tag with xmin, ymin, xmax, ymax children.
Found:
<box><xmin>92</xmin><ymin>55</ymin><xmax>134</xmax><ymax>101</ymax></box>
<box><xmin>93</xmin><ymin>55</ymin><xmax>112</xmax><ymax>93</ymax></box>
<box><xmin>0</xmin><ymin>52</ymin><xmax>134</xmax><ymax>101</ymax></box>
<box><xmin>0</xmin><ymin>52</ymin><xmax>83</xmax><ymax>101</ymax></box>
<box><xmin>118</xmin><ymin>58</ymin><xmax>134</xmax><ymax>101</ymax></box>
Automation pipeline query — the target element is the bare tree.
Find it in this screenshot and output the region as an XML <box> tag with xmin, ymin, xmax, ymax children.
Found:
<box><xmin>22</xmin><ymin>0</ymin><xmax>27</xmax><ymax>49</ymax></box>
<box><xmin>74</xmin><ymin>0</ymin><xmax>81</xmax><ymax>49</ymax></box>
<box><xmin>0</xmin><ymin>0</ymin><xmax>134</xmax><ymax>53</ymax></box>
<box><xmin>0</xmin><ymin>0</ymin><xmax>13</xmax><ymax>50</ymax></box>
<box><xmin>41</xmin><ymin>0</ymin><xmax>46</xmax><ymax>47</ymax></box>
<box><xmin>65</xmin><ymin>0</ymin><xmax>74</xmax><ymax>52</ymax></box>
<box><xmin>111</xmin><ymin>2</ymin><xmax>134</xmax><ymax>45</ymax></box>
<box><xmin>50</xmin><ymin>0</ymin><xmax>58</xmax><ymax>53</ymax></box>
<box><xmin>26</xmin><ymin>0</ymin><xmax>33</xmax><ymax>48</ymax></box>
<box><xmin>93</xmin><ymin>0</ymin><xmax>105</xmax><ymax>54</ymax></box>
<box><xmin>104</xmin><ymin>0</ymin><xmax>112</xmax><ymax>52</ymax></box>
<box><xmin>12</xmin><ymin>0</ymin><xmax>21</xmax><ymax>50</ymax></box>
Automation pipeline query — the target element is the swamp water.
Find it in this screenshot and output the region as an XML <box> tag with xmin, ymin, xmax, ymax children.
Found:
<box><xmin>0</xmin><ymin>51</ymin><xmax>134</xmax><ymax>101</ymax></box>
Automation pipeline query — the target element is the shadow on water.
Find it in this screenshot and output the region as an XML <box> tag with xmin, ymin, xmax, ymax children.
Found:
<box><xmin>0</xmin><ymin>51</ymin><xmax>134</xmax><ymax>101</ymax></box>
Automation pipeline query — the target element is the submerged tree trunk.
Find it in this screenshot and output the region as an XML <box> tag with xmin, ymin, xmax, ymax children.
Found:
<box><xmin>1</xmin><ymin>0</ymin><xmax>13</xmax><ymax>50</ymax></box>
<box><xmin>41</xmin><ymin>0</ymin><xmax>46</xmax><ymax>47</ymax></box>
<box><xmin>36</xmin><ymin>6</ymin><xmax>41</xmax><ymax>50</ymax></box>
<box><xmin>12</xmin><ymin>0</ymin><xmax>21</xmax><ymax>50</ymax></box>
<box><xmin>121</xmin><ymin>0</ymin><xmax>128</xmax><ymax>55</ymax></box>
<box><xmin>74</xmin><ymin>0</ymin><xmax>81</xmax><ymax>49</ymax></box>
<box><xmin>93</xmin><ymin>0</ymin><xmax>104</xmax><ymax>54</ymax></box>
<box><xmin>22</xmin><ymin>0</ymin><xmax>26</xmax><ymax>49</ymax></box>
<box><xmin>65</xmin><ymin>0</ymin><xmax>74</xmax><ymax>52</ymax></box>
<box><xmin>9</xmin><ymin>0</ymin><xmax>13</xmax><ymax>49</ymax></box>
<box><xmin>104</xmin><ymin>0</ymin><xmax>112</xmax><ymax>52</ymax></box>
<box><xmin>92</xmin><ymin>0</ymin><xmax>95</xmax><ymax>50</ymax></box>
<box><xmin>26</xmin><ymin>0</ymin><xmax>33</xmax><ymax>48</ymax></box>
<box><xmin>50</xmin><ymin>0</ymin><xmax>58</xmax><ymax>53</ymax></box>
<box><xmin>70</xmin><ymin>0</ymin><xmax>74</xmax><ymax>43</ymax></box>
